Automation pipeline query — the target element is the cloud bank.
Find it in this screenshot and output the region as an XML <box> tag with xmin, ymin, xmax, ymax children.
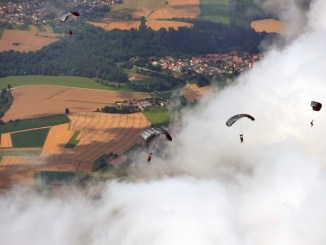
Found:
<box><xmin>1</xmin><ymin>0</ymin><xmax>326</xmax><ymax>244</ymax></box>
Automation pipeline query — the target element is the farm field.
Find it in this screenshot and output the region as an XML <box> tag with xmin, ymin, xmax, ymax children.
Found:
<box><xmin>250</xmin><ymin>19</ymin><xmax>284</xmax><ymax>33</ymax></box>
<box><xmin>0</xmin><ymin>29</ymin><xmax>62</xmax><ymax>52</ymax></box>
<box><xmin>198</xmin><ymin>0</ymin><xmax>229</xmax><ymax>24</ymax></box>
<box><xmin>2</xmin><ymin>85</ymin><xmax>150</xmax><ymax>122</ymax></box>
<box><xmin>110</xmin><ymin>0</ymin><xmax>166</xmax><ymax>13</ymax></box>
<box><xmin>0</xmin><ymin>114</ymin><xmax>69</xmax><ymax>134</ymax></box>
<box><xmin>149</xmin><ymin>0</ymin><xmax>200</xmax><ymax>19</ymax></box>
<box><xmin>0</xmin><ymin>133</ymin><xmax>12</xmax><ymax>148</ymax></box>
<box><xmin>0</xmin><ymin>75</ymin><xmax>136</xmax><ymax>91</ymax></box>
<box><xmin>0</xmin><ymin>112</ymin><xmax>150</xmax><ymax>187</ymax></box>
<box><xmin>181</xmin><ymin>83</ymin><xmax>212</xmax><ymax>102</ymax></box>
<box><xmin>143</xmin><ymin>107</ymin><xmax>170</xmax><ymax>126</ymax></box>
<box><xmin>89</xmin><ymin>0</ymin><xmax>200</xmax><ymax>31</ymax></box>
<box><xmin>11</xmin><ymin>128</ymin><xmax>50</xmax><ymax>148</ymax></box>
<box><xmin>104</xmin><ymin>20</ymin><xmax>141</xmax><ymax>31</ymax></box>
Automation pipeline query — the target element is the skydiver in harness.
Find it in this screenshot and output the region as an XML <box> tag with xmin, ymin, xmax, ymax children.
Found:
<box><xmin>240</xmin><ymin>134</ymin><xmax>244</xmax><ymax>143</ymax></box>
<box><xmin>146</xmin><ymin>153</ymin><xmax>153</xmax><ymax>163</ymax></box>
<box><xmin>310</xmin><ymin>120</ymin><xmax>314</xmax><ymax>127</ymax></box>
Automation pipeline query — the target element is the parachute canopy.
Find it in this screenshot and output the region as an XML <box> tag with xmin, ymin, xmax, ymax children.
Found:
<box><xmin>226</xmin><ymin>114</ymin><xmax>255</xmax><ymax>127</ymax></box>
<box><xmin>140</xmin><ymin>127</ymin><xmax>172</xmax><ymax>143</ymax></box>
<box><xmin>311</xmin><ymin>101</ymin><xmax>322</xmax><ymax>111</ymax></box>
<box><xmin>59</xmin><ymin>11</ymin><xmax>80</xmax><ymax>22</ymax></box>
<box><xmin>70</xmin><ymin>11</ymin><xmax>80</xmax><ymax>17</ymax></box>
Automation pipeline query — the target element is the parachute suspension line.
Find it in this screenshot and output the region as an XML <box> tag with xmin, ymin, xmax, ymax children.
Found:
<box><xmin>240</xmin><ymin>120</ymin><xmax>243</xmax><ymax>134</ymax></box>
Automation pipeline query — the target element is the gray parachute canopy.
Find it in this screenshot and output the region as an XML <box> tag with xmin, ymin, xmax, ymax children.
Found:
<box><xmin>311</xmin><ymin>101</ymin><xmax>322</xmax><ymax>111</ymax></box>
<box><xmin>59</xmin><ymin>11</ymin><xmax>80</xmax><ymax>22</ymax></box>
<box><xmin>59</xmin><ymin>13</ymin><xmax>71</xmax><ymax>22</ymax></box>
<box><xmin>226</xmin><ymin>114</ymin><xmax>255</xmax><ymax>127</ymax></box>
<box><xmin>140</xmin><ymin>127</ymin><xmax>172</xmax><ymax>143</ymax></box>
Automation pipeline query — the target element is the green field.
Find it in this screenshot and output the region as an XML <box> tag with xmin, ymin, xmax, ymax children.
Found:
<box><xmin>135</xmin><ymin>77</ymin><xmax>168</xmax><ymax>86</ymax></box>
<box><xmin>199</xmin><ymin>0</ymin><xmax>229</xmax><ymax>24</ymax></box>
<box><xmin>35</xmin><ymin>171</ymin><xmax>76</xmax><ymax>185</ymax></box>
<box><xmin>0</xmin><ymin>114</ymin><xmax>69</xmax><ymax>134</ymax></box>
<box><xmin>0</xmin><ymin>75</ymin><xmax>137</xmax><ymax>92</ymax></box>
<box><xmin>111</xmin><ymin>0</ymin><xmax>165</xmax><ymax>12</ymax></box>
<box><xmin>0</xmin><ymin>149</ymin><xmax>41</xmax><ymax>157</ymax></box>
<box><xmin>65</xmin><ymin>131</ymin><xmax>80</xmax><ymax>148</ymax></box>
<box><xmin>143</xmin><ymin>107</ymin><xmax>170</xmax><ymax>126</ymax></box>
<box><xmin>11</xmin><ymin>128</ymin><xmax>50</xmax><ymax>148</ymax></box>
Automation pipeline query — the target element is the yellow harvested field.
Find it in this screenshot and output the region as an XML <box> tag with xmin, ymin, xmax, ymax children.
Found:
<box><xmin>41</xmin><ymin>123</ymin><xmax>74</xmax><ymax>156</ymax></box>
<box><xmin>132</xmin><ymin>7</ymin><xmax>152</xmax><ymax>18</ymax></box>
<box><xmin>181</xmin><ymin>84</ymin><xmax>212</xmax><ymax>102</ymax></box>
<box><xmin>146</xmin><ymin>20</ymin><xmax>193</xmax><ymax>30</ymax></box>
<box><xmin>3</xmin><ymin>85</ymin><xmax>150</xmax><ymax>122</ymax></box>
<box><xmin>149</xmin><ymin>0</ymin><xmax>200</xmax><ymax>19</ymax></box>
<box><xmin>0</xmin><ymin>29</ymin><xmax>62</xmax><ymax>52</ymax></box>
<box><xmin>104</xmin><ymin>20</ymin><xmax>140</xmax><ymax>30</ymax></box>
<box><xmin>250</xmin><ymin>19</ymin><xmax>284</xmax><ymax>33</ymax></box>
<box><xmin>0</xmin><ymin>133</ymin><xmax>12</xmax><ymax>148</ymax></box>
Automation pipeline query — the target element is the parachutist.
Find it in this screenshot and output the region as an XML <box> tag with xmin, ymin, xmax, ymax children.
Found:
<box><xmin>310</xmin><ymin>120</ymin><xmax>314</xmax><ymax>127</ymax></box>
<box><xmin>146</xmin><ymin>153</ymin><xmax>153</xmax><ymax>163</ymax></box>
<box><xmin>240</xmin><ymin>134</ymin><xmax>244</xmax><ymax>143</ymax></box>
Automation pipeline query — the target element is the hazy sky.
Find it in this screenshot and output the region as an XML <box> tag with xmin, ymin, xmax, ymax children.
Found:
<box><xmin>1</xmin><ymin>0</ymin><xmax>326</xmax><ymax>244</ymax></box>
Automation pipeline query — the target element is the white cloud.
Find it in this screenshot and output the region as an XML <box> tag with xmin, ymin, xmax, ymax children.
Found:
<box><xmin>1</xmin><ymin>0</ymin><xmax>326</xmax><ymax>244</ymax></box>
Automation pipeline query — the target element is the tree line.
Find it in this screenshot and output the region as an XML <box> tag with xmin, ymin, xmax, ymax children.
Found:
<box><xmin>0</xmin><ymin>20</ymin><xmax>268</xmax><ymax>82</ymax></box>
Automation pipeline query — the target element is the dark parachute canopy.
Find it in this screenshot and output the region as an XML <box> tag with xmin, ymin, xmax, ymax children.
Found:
<box><xmin>311</xmin><ymin>101</ymin><xmax>322</xmax><ymax>111</ymax></box>
<box><xmin>226</xmin><ymin>114</ymin><xmax>255</xmax><ymax>127</ymax></box>
<box><xmin>140</xmin><ymin>127</ymin><xmax>172</xmax><ymax>143</ymax></box>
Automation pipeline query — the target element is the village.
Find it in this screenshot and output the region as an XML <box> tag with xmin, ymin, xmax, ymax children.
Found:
<box><xmin>150</xmin><ymin>51</ymin><xmax>260</xmax><ymax>77</ymax></box>
<box><xmin>0</xmin><ymin>0</ymin><xmax>118</xmax><ymax>26</ymax></box>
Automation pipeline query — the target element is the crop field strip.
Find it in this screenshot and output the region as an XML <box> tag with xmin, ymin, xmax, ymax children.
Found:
<box><xmin>0</xmin><ymin>133</ymin><xmax>13</xmax><ymax>148</ymax></box>
<box><xmin>40</xmin><ymin>123</ymin><xmax>74</xmax><ymax>156</ymax></box>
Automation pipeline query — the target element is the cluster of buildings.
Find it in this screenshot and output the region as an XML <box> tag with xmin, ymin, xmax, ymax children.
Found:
<box><xmin>151</xmin><ymin>51</ymin><xmax>260</xmax><ymax>77</ymax></box>
<box><xmin>115</xmin><ymin>98</ymin><xmax>170</xmax><ymax>111</ymax></box>
<box><xmin>0</xmin><ymin>0</ymin><xmax>118</xmax><ymax>26</ymax></box>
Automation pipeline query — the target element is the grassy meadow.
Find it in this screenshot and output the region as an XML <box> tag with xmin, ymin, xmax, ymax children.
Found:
<box><xmin>143</xmin><ymin>107</ymin><xmax>170</xmax><ymax>126</ymax></box>
<box><xmin>199</xmin><ymin>0</ymin><xmax>229</xmax><ymax>24</ymax></box>
<box><xmin>11</xmin><ymin>128</ymin><xmax>50</xmax><ymax>148</ymax></box>
<box><xmin>0</xmin><ymin>114</ymin><xmax>69</xmax><ymax>134</ymax></box>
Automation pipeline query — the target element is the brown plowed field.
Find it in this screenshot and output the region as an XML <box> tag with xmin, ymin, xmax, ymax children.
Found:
<box><xmin>250</xmin><ymin>19</ymin><xmax>284</xmax><ymax>33</ymax></box>
<box><xmin>0</xmin><ymin>29</ymin><xmax>62</xmax><ymax>52</ymax></box>
<box><xmin>0</xmin><ymin>133</ymin><xmax>12</xmax><ymax>148</ymax></box>
<box><xmin>146</xmin><ymin>20</ymin><xmax>192</xmax><ymax>30</ymax></box>
<box><xmin>0</xmin><ymin>171</ymin><xmax>34</xmax><ymax>188</ymax></box>
<box><xmin>181</xmin><ymin>84</ymin><xmax>212</xmax><ymax>102</ymax></box>
<box><xmin>3</xmin><ymin>85</ymin><xmax>150</xmax><ymax>122</ymax></box>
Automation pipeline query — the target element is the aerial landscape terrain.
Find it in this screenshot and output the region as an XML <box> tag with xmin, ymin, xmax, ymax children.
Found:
<box><xmin>2</xmin><ymin>0</ymin><xmax>326</xmax><ymax>244</ymax></box>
